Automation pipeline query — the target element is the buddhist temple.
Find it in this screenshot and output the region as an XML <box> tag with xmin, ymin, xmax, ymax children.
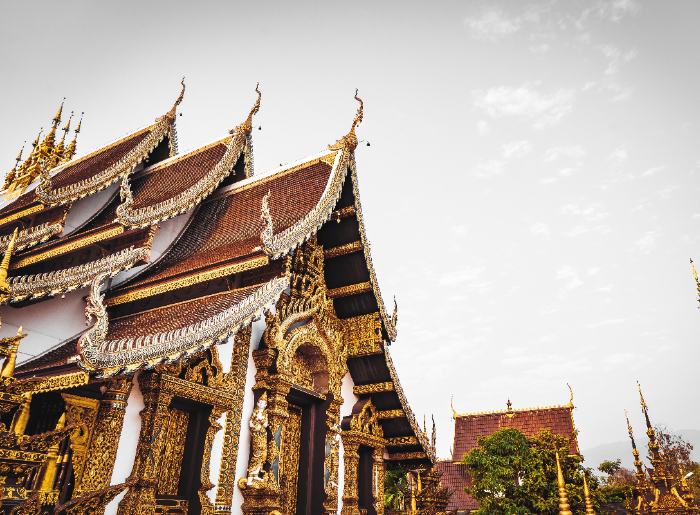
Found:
<box><xmin>625</xmin><ymin>384</ymin><xmax>697</xmax><ymax>514</ymax></box>
<box><xmin>435</xmin><ymin>394</ymin><xmax>578</xmax><ymax>512</ymax></box>
<box><xmin>0</xmin><ymin>83</ymin><xmax>435</xmax><ymax>515</ymax></box>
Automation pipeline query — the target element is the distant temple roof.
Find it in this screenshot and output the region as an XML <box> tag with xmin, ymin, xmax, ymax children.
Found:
<box><xmin>436</xmin><ymin>399</ymin><xmax>578</xmax><ymax>512</ymax></box>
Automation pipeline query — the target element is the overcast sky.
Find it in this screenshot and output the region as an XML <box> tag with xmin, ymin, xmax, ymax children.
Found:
<box><xmin>2</xmin><ymin>0</ymin><xmax>699</xmax><ymax>464</ymax></box>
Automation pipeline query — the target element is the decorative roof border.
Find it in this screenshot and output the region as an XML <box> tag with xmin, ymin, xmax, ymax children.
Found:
<box><xmin>77</xmin><ymin>274</ymin><xmax>289</xmax><ymax>377</ymax></box>
<box><xmin>35</xmin><ymin>118</ymin><xmax>175</xmax><ymax>206</ymax></box>
<box><xmin>6</xmin><ymin>241</ymin><xmax>152</xmax><ymax>303</ymax></box>
<box><xmin>348</xmin><ymin>154</ymin><xmax>398</xmax><ymax>341</ymax></box>
<box><xmin>0</xmin><ymin>215</ymin><xmax>67</xmax><ymax>253</ymax></box>
<box><xmin>259</xmin><ymin>150</ymin><xmax>342</xmax><ymax>259</ymax></box>
<box><xmin>0</xmin><ymin>205</ymin><xmax>44</xmax><ymax>227</ymax></box>
<box><xmin>116</xmin><ymin>132</ymin><xmax>246</xmax><ymax>228</ymax></box>
<box><xmin>385</xmin><ymin>347</ymin><xmax>436</xmax><ymax>463</ymax></box>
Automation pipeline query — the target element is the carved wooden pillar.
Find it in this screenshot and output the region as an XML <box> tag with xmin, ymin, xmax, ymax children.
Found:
<box><xmin>75</xmin><ymin>377</ymin><xmax>132</xmax><ymax>497</ymax></box>
<box><xmin>372</xmin><ymin>448</ymin><xmax>385</xmax><ymax>515</ymax></box>
<box><xmin>340</xmin><ymin>440</ymin><xmax>360</xmax><ymax>515</ymax></box>
<box><xmin>215</xmin><ymin>325</ymin><xmax>252</xmax><ymax>515</ymax></box>
<box><xmin>117</xmin><ymin>373</ymin><xmax>173</xmax><ymax>515</ymax></box>
<box><xmin>266</xmin><ymin>377</ymin><xmax>291</xmax><ymax>489</ymax></box>
<box><xmin>323</xmin><ymin>396</ymin><xmax>343</xmax><ymax>515</ymax></box>
<box><xmin>61</xmin><ymin>394</ymin><xmax>99</xmax><ymax>494</ymax></box>
<box><xmin>199</xmin><ymin>407</ymin><xmax>224</xmax><ymax>515</ymax></box>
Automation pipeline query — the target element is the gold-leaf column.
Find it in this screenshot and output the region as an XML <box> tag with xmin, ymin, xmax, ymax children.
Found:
<box><xmin>117</xmin><ymin>373</ymin><xmax>173</xmax><ymax>515</ymax></box>
<box><xmin>373</xmin><ymin>447</ymin><xmax>386</xmax><ymax>515</ymax></box>
<box><xmin>323</xmin><ymin>397</ymin><xmax>343</xmax><ymax>515</ymax></box>
<box><xmin>340</xmin><ymin>439</ymin><xmax>361</xmax><ymax>515</ymax></box>
<box><xmin>215</xmin><ymin>325</ymin><xmax>253</xmax><ymax>514</ymax></box>
<box><xmin>75</xmin><ymin>377</ymin><xmax>132</xmax><ymax>496</ymax></box>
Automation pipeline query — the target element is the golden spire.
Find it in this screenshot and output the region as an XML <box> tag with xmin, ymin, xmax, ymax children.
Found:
<box><xmin>62</xmin><ymin>112</ymin><xmax>82</xmax><ymax>163</ymax></box>
<box><xmin>566</xmin><ymin>383</ymin><xmax>574</xmax><ymax>408</ymax></box>
<box><xmin>3</xmin><ymin>143</ymin><xmax>25</xmax><ymax>192</ymax></box>
<box><xmin>691</xmin><ymin>258</ymin><xmax>700</xmax><ymax>308</ymax></box>
<box><xmin>583</xmin><ymin>475</ymin><xmax>596</xmax><ymax>515</ymax></box>
<box><xmin>348</xmin><ymin>88</ymin><xmax>363</xmax><ymax>142</ymax></box>
<box><xmin>556</xmin><ymin>452</ymin><xmax>573</xmax><ymax>515</ymax></box>
<box><xmin>41</xmin><ymin>99</ymin><xmax>65</xmax><ymax>153</ymax></box>
<box><xmin>451</xmin><ymin>395</ymin><xmax>458</xmax><ymax>419</ymax></box>
<box><xmin>0</xmin><ymin>326</ymin><xmax>23</xmax><ymax>378</ymax></box>
<box><xmin>165</xmin><ymin>77</ymin><xmax>186</xmax><ymax>120</ymax></box>
<box><xmin>55</xmin><ymin>111</ymin><xmax>73</xmax><ymax>162</ymax></box>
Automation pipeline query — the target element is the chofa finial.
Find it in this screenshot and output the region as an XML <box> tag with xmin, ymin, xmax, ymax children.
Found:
<box><xmin>566</xmin><ymin>383</ymin><xmax>574</xmax><ymax>408</ymax></box>
<box><xmin>231</xmin><ymin>83</ymin><xmax>262</xmax><ymax>135</ymax></box>
<box><xmin>165</xmin><ymin>77</ymin><xmax>186</xmax><ymax>119</ymax></box>
<box><xmin>328</xmin><ymin>89</ymin><xmax>364</xmax><ymax>151</ymax></box>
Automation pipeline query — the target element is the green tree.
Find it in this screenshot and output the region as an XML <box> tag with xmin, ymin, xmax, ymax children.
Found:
<box><xmin>462</xmin><ymin>427</ymin><xmax>604</xmax><ymax>515</ymax></box>
<box><xmin>385</xmin><ymin>469</ymin><xmax>408</xmax><ymax>510</ymax></box>
<box><xmin>597</xmin><ymin>459</ymin><xmax>635</xmax><ymax>503</ymax></box>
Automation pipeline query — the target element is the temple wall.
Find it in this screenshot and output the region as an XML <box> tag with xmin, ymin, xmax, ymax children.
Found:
<box><xmin>1</xmin><ymin>285</ymin><xmax>90</xmax><ymax>362</ymax></box>
<box><xmin>229</xmin><ymin>316</ymin><xmax>265</xmax><ymax>515</ymax></box>
<box><xmin>338</xmin><ymin>370</ymin><xmax>360</xmax><ymax>513</ymax></box>
<box><xmin>105</xmin><ymin>371</ymin><xmax>146</xmax><ymax>515</ymax></box>
<box><xmin>63</xmin><ymin>183</ymin><xmax>118</xmax><ymax>235</ymax></box>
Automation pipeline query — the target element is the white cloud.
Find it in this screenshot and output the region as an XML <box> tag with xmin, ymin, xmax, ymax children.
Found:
<box><xmin>606</xmin><ymin>148</ymin><xmax>627</xmax><ymax>163</ymax></box>
<box><xmin>440</xmin><ymin>267</ymin><xmax>491</xmax><ymax>293</ymax></box>
<box><xmin>473</xmin><ymin>84</ymin><xmax>575</xmax><ymax>129</ymax></box>
<box><xmin>588</xmin><ymin>318</ymin><xmax>626</xmax><ymax>329</ymax></box>
<box><xmin>588</xmin><ymin>267</ymin><xmax>601</xmax><ymax>276</ymax></box>
<box><xmin>530</xmin><ymin>222</ymin><xmax>550</xmax><ymax>236</ymax></box>
<box><xmin>635</xmin><ymin>231</ymin><xmax>659</xmax><ymax>252</ymax></box>
<box><xmin>464</xmin><ymin>8</ymin><xmax>520</xmax><ymax>40</ymax></box>
<box><xmin>580</xmin><ymin>0</ymin><xmax>640</xmax><ymax>24</ymax></box>
<box><xmin>656</xmin><ymin>184</ymin><xmax>679</xmax><ymax>200</ymax></box>
<box><xmin>564</xmin><ymin>225</ymin><xmax>589</xmax><ymax>237</ymax></box>
<box><xmin>540</xmin><ymin>177</ymin><xmax>557</xmax><ymax>185</ymax></box>
<box><xmin>556</xmin><ymin>265</ymin><xmax>583</xmax><ymax>290</ymax></box>
<box><xmin>474</xmin><ymin>159</ymin><xmax>504</xmax><ymax>178</ymax></box>
<box><xmin>641</xmin><ymin>166</ymin><xmax>665</xmax><ymax>177</ymax></box>
<box><xmin>531</xmin><ymin>44</ymin><xmax>550</xmax><ymax>53</ymax></box>
<box><xmin>502</xmin><ymin>140</ymin><xmax>533</xmax><ymax>159</ymax></box>
<box><xmin>477</xmin><ymin>120</ymin><xmax>490</xmax><ymax>135</ymax></box>
<box><xmin>560</xmin><ymin>203</ymin><xmax>609</xmax><ymax>221</ymax></box>
<box><xmin>543</xmin><ymin>146</ymin><xmax>586</xmax><ymax>163</ymax></box>
<box><xmin>597</xmin><ymin>284</ymin><xmax>614</xmax><ymax>292</ymax></box>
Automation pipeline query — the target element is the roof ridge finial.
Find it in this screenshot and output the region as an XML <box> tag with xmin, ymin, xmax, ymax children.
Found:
<box><xmin>556</xmin><ymin>452</ymin><xmax>573</xmax><ymax>515</ymax></box>
<box><xmin>328</xmin><ymin>89</ymin><xmax>364</xmax><ymax>151</ymax></box>
<box><xmin>232</xmin><ymin>83</ymin><xmax>262</xmax><ymax>136</ymax></box>
<box><xmin>52</xmin><ymin>98</ymin><xmax>65</xmax><ymax>129</ymax></box>
<box><xmin>691</xmin><ymin>258</ymin><xmax>700</xmax><ymax>308</ymax></box>
<box><xmin>566</xmin><ymin>383</ymin><xmax>574</xmax><ymax>408</ymax></box>
<box><xmin>637</xmin><ymin>381</ymin><xmax>652</xmax><ymax>429</ymax></box>
<box><xmin>62</xmin><ymin>112</ymin><xmax>83</xmax><ymax>164</ymax></box>
<box><xmin>349</xmin><ymin>88</ymin><xmax>363</xmax><ymax>140</ymax></box>
<box><xmin>166</xmin><ymin>77</ymin><xmax>186</xmax><ymax>119</ymax></box>
<box><xmin>15</xmin><ymin>142</ymin><xmax>26</xmax><ymax>166</ymax></box>
<box><xmin>450</xmin><ymin>395</ymin><xmax>458</xmax><ymax>419</ymax></box>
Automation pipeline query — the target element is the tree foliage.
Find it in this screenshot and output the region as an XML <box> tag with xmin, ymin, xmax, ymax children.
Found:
<box><xmin>462</xmin><ymin>427</ymin><xmax>604</xmax><ymax>515</ymax></box>
<box><xmin>651</xmin><ymin>424</ymin><xmax>700</xmax><ymax>500</ymax></box>
<box><xmin>597</xmin><ymin>459</ymin><xmax>635</xmax><ymax>503</ymax></box>
<box><xmin>385</xmin><ymin>469</ymin><xmax>408</xmax><ymax>510</ymax></box>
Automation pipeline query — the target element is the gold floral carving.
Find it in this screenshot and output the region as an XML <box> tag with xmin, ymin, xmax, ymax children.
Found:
<box><xmin>60</xmin><ymin>394</ymin><xmax>99</xmax><ymax>492</ymax></box>
<box><xmin>343</xmin><ymin>313</ymin><xmax>382</xmax><ymax>357</ymax></box>
<box><xmin>377</xmin><ymin>410</ymin><xmax>404</xmax><ymax>419</ymax></box>
<box><xmin>280</xmin><ymin>406</ymin><xmax>301</xmax><ymax>515</ymax></box>
<box><xmin>157</xmin><ymin>409</ymin><xmax>189</xmax><ymax>495</ymax></box>
<box><xmin>74</xmin><ymin>377</ymin><xmax>132</xmax><ymax>497</ymax></box>
<box><xmin>199</xmin><ymin>408</ymin><xmax>224</xmax><ymax>515</ymax></box>
<box><xmin>55</xmin><ymin>477</ymin><xmax>138</xmax><ymax>515</ymax></box>
<box><xmin>385</xmin><ymin>436</ymin><xmax>417</xmax><ymax>446</ymax></box>
<box><xmin>327</xmin><ymin>282</ymin><xmax>372</xmax><ymax>300</ymax></box>
<box><xmin>215</xmin><ymin>325</ymin><xmax>253</xmax><ymax>514</ymax></box>
<box><xmin>324</xmin><ymin>240</ymin><xmax>362</xmax><ymax>259</ymax></box>
<box><xmin>353</xmin><ymin>382</ymin><xmax>393</xmax><ymax>395</ymax></box>
<box><xmin>105</xmin><ymin>256</ymin><xmax>269</xmax><ymax>306</ymax></box>
<box><xmin>385</xmin><ymin>452</ymin><xmax>426</xmax><ymax>461</ymax></box>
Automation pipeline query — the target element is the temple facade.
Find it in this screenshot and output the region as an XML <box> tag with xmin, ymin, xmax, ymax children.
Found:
<box><xmin>0</xmin><ymin>83</ymin><xmax>435</xmax><ymax>515</ymax></box>
<box><xmin>435</xmin><ymin>396</ymin><xmax>578</xmax><ymax>512</ymax></box>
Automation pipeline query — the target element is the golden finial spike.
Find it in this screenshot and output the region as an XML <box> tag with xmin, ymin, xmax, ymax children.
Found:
<box><xmin>583</xmin><ymin>475</ymin><xmax>596</xmax><ymax>515</ymax></box>
<box><xmin>62</xmin><ymin>113</ymin><xmax>83</xmax><ymax>164</ymax></box>
<box><xmin>52</xmin><ymin>98</ymin><xmax>65</xmax><ymax>128</ymax></box>
<box><xmin>74</xmin><ymin>112</ymin><xmax>83</xmax><ymax>134</ymax></box>
<box><xmin>566</xmin><ymin>383</ymin><xmax>574</xmax><ymax>407</ymax></box>
<box><xmin>556</xmin><ymin>452</ymin><xmax>573</xmax><ymax>515</ymax></box>
<box><xmin>349</xmin><ymin>88</ymin><xmax>363</xmax><ymax>139</ymax></box>
<box><xmin>246</xmin><ymin>82</ymin><xmax>261</xmax><ymax>126</ymax></box>
<box><xmin>451</xmin><ymin>395</ymin><xmax>457</xmax><ymax>419</ymax></box>
<box><xmin>15</xmin><ymin>143</ymin><xmax>25</xmax><ymax>165</ymax></box>
<box><xmin>691</xmin><ymin>258</ymin><xmax>700</xmax><ymax>308</ymax></box>
<box><xmin>637</xmin><ymin>381</ymin><xmax>647</xmax><ymax>410</ymax></box>
<box><xmin>166</xmin><ymin>77</ymin><xmax>186</xmax><ymax>119</ymax></box>
<box><xmin>31</xmin><ymin>128</ymin><xmax>43</xmax><ymax>150</ymax></box>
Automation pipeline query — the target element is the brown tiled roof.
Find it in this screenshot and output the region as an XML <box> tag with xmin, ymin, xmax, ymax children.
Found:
<box><xmin>440</xmin><ymin>405</ymin><xmax>578</xmax><ymax>512</ymax></box>
<box><xmin>0</xmin><ymin>125</ymin><xmax>155</xmax><ymax>216</ymax></box>
<box><xmin>129</xmin><ymin>139</ymin><xmax>229</xmax><ymax>210</ymax></box>
<box><xmin>105</xmin><ymin>283</ymin><xmax>271</xmax><ymax>341</ymax></box>
<box><xmin>453</xmin><ymin>406</ymin><xmax>578</xmax><ymax>460</ymax></box>
<box><xmin>434</xmin><ymin>461</ymin><xmax>477</xmax><ymax>512</ymax></box>
<box><xmin>113</xmin><ymin>158</ymin><xmax>334</xmax><ymax>292</ymax></box>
